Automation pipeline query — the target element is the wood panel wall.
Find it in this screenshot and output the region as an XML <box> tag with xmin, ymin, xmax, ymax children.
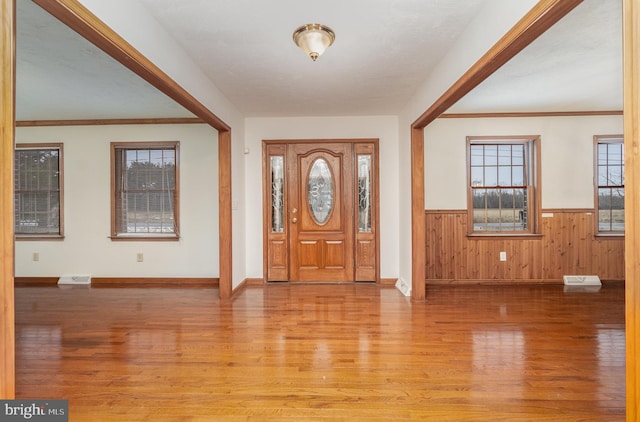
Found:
<box><xmin>425</xmin><ymin>209</ymin><xmax>624</xmax><ymax>283</ymax></box>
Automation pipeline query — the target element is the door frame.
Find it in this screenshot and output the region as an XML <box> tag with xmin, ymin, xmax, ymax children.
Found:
<box><xmin>262</xmin><ymin>138</ymin><xmax>380</xmax><ymax>283</ymax></box>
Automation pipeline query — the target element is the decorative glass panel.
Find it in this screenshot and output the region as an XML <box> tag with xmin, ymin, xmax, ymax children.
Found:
<box><xmin>358</xmin><ymin>155</ymin><xmax>372</xmax><ymax>232</ymax></box>
<box><xmin>270</xmin><ymin>156</ymin><xmax>284</xmax><ymax>233</ymax></box>
<box><xmin>307</xmin><ymin>158</ymin><xmax>333</xmax><ymax>224</ymax></box>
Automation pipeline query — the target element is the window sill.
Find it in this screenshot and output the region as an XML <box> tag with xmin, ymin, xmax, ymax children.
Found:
<box><xmin>595</xmin><ymin>233</ymin><xmax>624</xmax><ymax>239</ymax></box>
<box><xmin>467</xmin><ymin>233</ymin><xmax>543</xmax><ymax>240</ymax></box>
<box><xmin>110</xmin><ymin>234</ymin><xmax>180</xmax><ymax>242</ymax></box>
<box><xmin>16</xmin><ymin>235</ymin><xmax>65</xmax><ymax>241</ymax></box>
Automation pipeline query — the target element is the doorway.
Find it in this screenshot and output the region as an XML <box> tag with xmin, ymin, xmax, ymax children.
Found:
<box><xmin>263</xmin><ymin>139</ymin><xmax>379</xmax><ymax>282</ymax></box>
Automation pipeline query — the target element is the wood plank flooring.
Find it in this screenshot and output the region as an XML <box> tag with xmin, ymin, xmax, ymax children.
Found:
<box><xmin>15</xmin><ymin>283</ymin><xmax>625</xmax><ymax>421</ymax></box>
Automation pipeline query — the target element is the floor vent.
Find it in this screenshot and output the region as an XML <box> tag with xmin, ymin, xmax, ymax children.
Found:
<box><xmin>563</xmin><ymin>275</ymin><xmax>601</xmax><ymax>292</ymax></box>
<box><xmin>58</xmin><ymin>274</ymin><xmax>92</xmax><ymax>285</ymax></box>
<box><xmin>395</xmin><ymin>278</ymin><xmax>411</xmax><ymax>297</ymax></box>
<box><xmin>563</xmin><ymin>275</ymin><xmax>601</xmax><ymax>286</ymax></box>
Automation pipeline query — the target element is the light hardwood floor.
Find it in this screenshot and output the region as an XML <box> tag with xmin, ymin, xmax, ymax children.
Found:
<box><xmin>15</xmin><ymin>283</ymin><xmax>625</xmax><ymax>421</ymax></box>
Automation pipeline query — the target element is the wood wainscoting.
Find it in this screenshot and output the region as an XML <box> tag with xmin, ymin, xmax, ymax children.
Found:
<box><xmin>425</xmin><ymin>209</ymin><xmax>624</xmax><ymax>283</ymax></box>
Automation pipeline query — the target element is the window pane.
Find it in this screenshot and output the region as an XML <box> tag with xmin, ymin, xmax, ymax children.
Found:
<box><xmin>498</xmin><ymin>145</ymin><xmax>511</xmax><ymax>165</ymax></box>
<box><xmin>471</xmin><ymin>166</ymin><xmax>483</xmax><ymax>186</ymax></box>
<box><xmin>472</xmin><ymin>189</ymin><xmax>488</xmax><ymax>231</ymax></box>
<box><xmin>598</xmin><ymin>144</ymin><xmax>608</xmax><ymax>165</ymax></box>
<box><xmin>498</xmin><ymin>166</ymin><xmax>511</xmax><ymax>186</ymax></box>
<box><xmin>270</xmin><ymin>156</ymin><xmax>284</xmax><ymax>233</ymax></box>
<box><xmin>500</xmin><ymin>188</ymin><xmax>514</xmax><ymax>209</ymax></box>
<box><xmin>512</xmin><ymin>166</ymin><xmax>524</xmax><ymax>186</ymax></box>
<box><xmin>512</xmin><ymin>147</ymin><xmax>524</xmax><ymax>165</ymax></box>
<box><xmin>599</xmin><ymin>187</ymin><xmax>613</xmax><ymax>231</ymax></box>
<box><xmin>599</xmin><ymin>187</ymin><xmax>612</xmax><ymax>210</ymax></box>
<box><xmin>484</xmin><ymin>166</ymin><xmax>498</xmax><ymax>186</ymax></box>
<box><xmin>484</xmin><ymin>145</ymin><xmax>498</xmax><ymax>166</ymax></box>
<box><xmin>357</xmin><ymin>155</ymin><xmax>372</xmax><ymax>233</ymax></box>
<box><xmin>486</xmin><ymin>189</ymin><xmax>500</xmax><ymax>230</ymax></box>
<box><xmin>608</xmin><ymin>165</ymin><xmax>623</xmax><ymax>186</ymax></box>
<box><xmin>609</xmin><ymin>143</ymin><xmax>623</xmax><ymax>164</ymax></box>
<box><xmin>470</xmin><ymin>145</ymin><xmax>484</xmax><ymax>166</ymax></box>
<box><xmin>598</xmin><ymin>166</ymin><xmax>608</xmax><ymax>186</ymax></box>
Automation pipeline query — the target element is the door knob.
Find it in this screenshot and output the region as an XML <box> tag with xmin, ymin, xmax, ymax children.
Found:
<box><xmin>291</xmin><ymin>208</ymin><xmax>298</xmax><ymax>214</ymax></box>
<box><xmin>291</xmin><ymin>217</ymin><xmax>298</xmax><ymax>223</ymax></box>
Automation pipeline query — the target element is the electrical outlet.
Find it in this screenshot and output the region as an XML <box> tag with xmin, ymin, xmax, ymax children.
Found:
<box><xmin>136</xmin><ymin>253</ymin><xmax>144</xmax><ymax>262</ymax></box>
<box><xmin>499</xmin><ymin>251</ymin><xmax>507</xmax><ymax>262</ymax></box>
<box><xmin>32</xmin><ymin>252</ymin><xmax>39</xmax><ymax>262</ymax></box>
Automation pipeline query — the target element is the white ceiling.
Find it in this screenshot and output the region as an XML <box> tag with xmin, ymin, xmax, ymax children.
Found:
<box><xmin>16</xmin><ymin>0</ymin><xmax>194</xmax><ymax>120</ymax></box>
<box><xmin>450</xmin><ymin>0</ymin><xmax>622</xmax><ymax>113</ymax></box>
<box><xmin>15</xmin><ymin>0</ymin><xmax>622</xmax><ymax>121</ymax></box>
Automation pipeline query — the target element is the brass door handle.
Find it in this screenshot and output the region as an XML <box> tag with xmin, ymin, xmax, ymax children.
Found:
<box><xmin>291</xmin><ymin>217</ymin><xmax>298</xmax><ymax>223</ymax></box>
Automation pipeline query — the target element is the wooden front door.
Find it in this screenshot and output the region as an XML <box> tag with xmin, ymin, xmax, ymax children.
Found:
<box><xmin>288</xmin><ymin>143</ymin><xmax>353</xmax><ymax>282</ymax></box>
<box><xmin>264</xmin><ymin>140</ymin><xmax>378</xmax><ymax>283</ymax></box>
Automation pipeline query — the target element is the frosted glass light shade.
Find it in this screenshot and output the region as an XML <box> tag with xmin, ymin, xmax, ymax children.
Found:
<box><xmin>293</xmin><ymin>24</ymin><xmax>335</xmax><ymax>61</ymax></box>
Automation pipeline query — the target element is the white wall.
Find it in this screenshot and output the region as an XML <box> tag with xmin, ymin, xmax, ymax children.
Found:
<box><xmin>15</xmin><ymin>124</ymin><xmax>219</xmax><ymax>278</ymax></box>
<box><xmin>244</xmin><ymin>116</ymin><xmax>400</xmax><ymax>280</ymax></box>
<box><xmin>424</xmin><ymin>115</ymin><xmax>624</xmax><ymax>210</ymax></box>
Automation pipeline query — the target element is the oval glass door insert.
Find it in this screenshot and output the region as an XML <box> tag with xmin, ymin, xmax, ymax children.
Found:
<box><xmin>307</xmin><ymin>158</ymin><xmax>334</xmax><ymax>224</ymax></box>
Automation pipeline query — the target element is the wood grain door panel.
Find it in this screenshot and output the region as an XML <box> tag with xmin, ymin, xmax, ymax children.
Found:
<box><xmin>289</xmin><ymin>143</ymin><xmax>354</xmax><ymax>282</ymax></box>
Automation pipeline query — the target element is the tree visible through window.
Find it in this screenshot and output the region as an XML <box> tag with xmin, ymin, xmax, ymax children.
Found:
<box><xmin>14</xmin><ymin>143</ymin><xmax>63</xmax><ymax>238</ymax></box>
<box><xmin>596</xmin><ymin>135</ymin><xmax>624</xmax><ymax>234</ymax></box>
<box><xmin>111</xmin><ymin>142</ymin><xmax>179</xmax><ymax>239</ymax></box>
<box><xmin>467</xmin><ymin>136</ymin><xmax>539</xmax><ymax>234</ymax></box>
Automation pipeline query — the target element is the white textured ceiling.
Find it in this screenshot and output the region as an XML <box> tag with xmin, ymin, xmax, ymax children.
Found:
<box><xmin>134</xmin><ymin>0</ymin><xmax>488</xmax><ymax>117</ymax></box>
<box><xmin>450</xmin><ymin>0</ymin><xmax>622</xmax><ymax>113</ymax></box>
<box><xmin>15</xmin><ymin>0</ymin><xmax>622</xmax><ymax>121</ymax></box>
<box><xmin>16</xmin><ymin>0</ymin><xmax>194</xmax><ymax>120</ymax></box>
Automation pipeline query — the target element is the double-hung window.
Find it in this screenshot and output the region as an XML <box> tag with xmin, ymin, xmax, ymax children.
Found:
<box><xmin>14</xmin><ymin>143</ymin><xmax>64</xmax><ymax>239</ymax></box>
<box><xmin>111</xmin><ymin>142</ymin><xmax>180</xmax><ymax>240</ymax></box>
<box><xmin>467</xmin><ymin>136</ymin><xmax>540</xmax><ymax>235</ymax></box>
<box><xmin>595</xmin><ymin>135</ymin><xmax>624</xmax><ymax>234</ymax></box>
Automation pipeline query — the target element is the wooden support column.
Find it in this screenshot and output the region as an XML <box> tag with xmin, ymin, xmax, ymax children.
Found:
<box><xmin>0</xmin><ymin>0</ymin><xmax>15</xmax><ymax>399</ymax></box>
<box><xmin>410</xmin><ymin>127</ymin><xmax>426</xmax><ymax>301</ymax></box>
<box><xmin>624</xmin><ymin>0</ymin><xmax>640</xmax><ymax>419</ymax></box>
<box><xmin>218</xmin><ymin>129</ymin><xmax>232</xmax><ymax>299</ymax></box>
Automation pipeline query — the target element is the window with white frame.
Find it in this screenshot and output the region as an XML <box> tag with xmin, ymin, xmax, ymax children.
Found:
<box><xmin>111</xmin><ymin>141</ymin><xmax>179</xmax><ymax>239</ymax></box>
<box><xmin>14</xmin><ymin>143</ymin><xmax>63</xmax><ymax>238</ymax></box>
<box><xmin>467</xmin><ymin>136</ymin><xmax>539</xmax><ymax>235</ymax></box>
<box><xmin>595</xmin><ymin>135</ymin><xmax>624</xmax><ymax>234</ymax></box>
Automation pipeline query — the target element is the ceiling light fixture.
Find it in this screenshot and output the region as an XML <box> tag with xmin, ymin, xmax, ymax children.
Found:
<box><xmin>292</xmin><ymin>24</ymin><xmax>335</xmax><ymax>62</ymax></box>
